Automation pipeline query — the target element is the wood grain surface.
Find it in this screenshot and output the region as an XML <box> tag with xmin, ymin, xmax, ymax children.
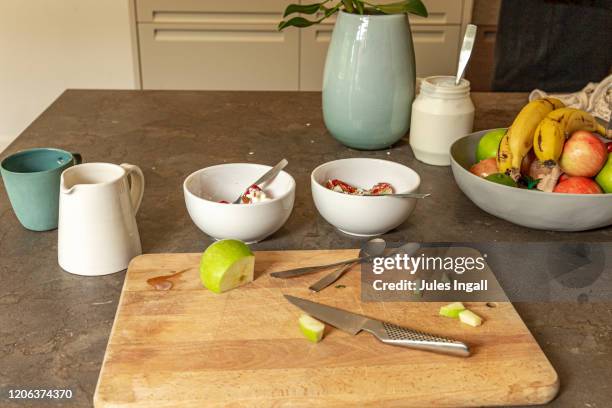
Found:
<box><xmin>94</xmin><ymin>250</ymin><xmax>559</xmax><ymax>407</ymax></box>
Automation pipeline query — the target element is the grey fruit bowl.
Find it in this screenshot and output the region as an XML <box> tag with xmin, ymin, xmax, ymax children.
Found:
<box><xmin>450</xmin><ymin>129</ymin><xmax>612</xmax><ymax>232</ymax></box>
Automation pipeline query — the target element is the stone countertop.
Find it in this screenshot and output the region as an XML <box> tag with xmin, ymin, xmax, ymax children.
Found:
<box><xmin>0</xmin><ymin>90</ymin><xmax>610</xmax><ymax>407</ymax></box>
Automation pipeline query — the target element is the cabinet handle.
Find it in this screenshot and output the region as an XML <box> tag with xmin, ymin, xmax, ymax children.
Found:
<box><xmin>152</xmin><ymin>11</ymin><xmax>279</xmax><ymax>25</ymax></box>
<box><xmin>154</xmin><ymin>29</ymin><xmax>283</xmax><ymax>43</ymax></box>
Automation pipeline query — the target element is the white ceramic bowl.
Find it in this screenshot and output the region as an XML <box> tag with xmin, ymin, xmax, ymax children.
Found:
<box><xmin>451</xmin><ymin>129</ymin><xmax>612</xmax><ymax>231</ymax></box>
<box><xmin>184</xmin><ymin>163</ymin><xmax>295</xmax><ymax>243</ymax></box>
<box><xmin>311</xmin><ymin>158</ymin><xmax>421</xmax><ymax>236</ymax></box>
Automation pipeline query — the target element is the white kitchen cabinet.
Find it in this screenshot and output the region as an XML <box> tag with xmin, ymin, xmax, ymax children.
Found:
<box><xmin>134</xmin><ymin>0</ymin><xmax>473</xmax><ymax>91</ymax></box>
<box><xmin>136</xmin><ymin>0</ymin><xmax>299</xmax><ymax>90</ymax></box>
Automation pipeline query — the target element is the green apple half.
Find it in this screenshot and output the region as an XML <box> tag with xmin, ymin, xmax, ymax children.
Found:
<box><xmin>200</xmin><ymin>239</ymin><xmax>255</xmax><ymax>293</ymax></box>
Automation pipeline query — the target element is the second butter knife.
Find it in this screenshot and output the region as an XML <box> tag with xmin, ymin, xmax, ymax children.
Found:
<box><xmin>285</xmin><ymin>295</ymin><xmax>470</xmax><ymax>357</ymax></box>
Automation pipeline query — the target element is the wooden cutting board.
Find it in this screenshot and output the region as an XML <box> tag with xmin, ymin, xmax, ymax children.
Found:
<box><xmin>94</xmin><ymin>250</ymin><xmax>559</xmax><ymax>407</ymax></box>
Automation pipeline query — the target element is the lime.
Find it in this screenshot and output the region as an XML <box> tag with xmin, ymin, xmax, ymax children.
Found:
<box><xmin>476</xmin><ymin>129</ymin><xmax>506</xmax><ymax>162</ymax></box>
<box><xmin>199</xmin><ymin>239</ymin><xmax>255</xmax><ymax>293</ymax></box>
<box><xmin>485</xmin><ymin>173</ymin><xmax>517</xmax><ymax>187</ymax></box>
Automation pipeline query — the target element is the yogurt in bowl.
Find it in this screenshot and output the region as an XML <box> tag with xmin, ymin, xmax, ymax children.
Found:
<box><xmin>311</xmin><ymin>158</ymin><xmax>421</xmax><ymax>236</ymax></box>
<box><xmin>184</xmin><ymin>163</ymin><xmax>295</xmax><ymax>243</ymax></box>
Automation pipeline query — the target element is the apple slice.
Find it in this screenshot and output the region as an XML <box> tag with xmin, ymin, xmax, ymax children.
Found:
<box><xmin>459</xmin><ymin>309</ymin><xmax>483</xmax><ymax>327</ymax></box>
<box><xmin>199</xmin><ymin>239</ymin><xmax>255</xmax><ymax>293</ymax></box>
<box><xmin>299</xmin><ymin>314</ymin><xmax>325</xmax><ymax>343</ymax></box>
<box><xmin>439</xmin><ymin>302</ymin><xmax>466</xmax><ymax>318</ymax></box>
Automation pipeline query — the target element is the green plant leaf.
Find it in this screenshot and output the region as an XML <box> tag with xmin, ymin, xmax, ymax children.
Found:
<box><xmin>278</xmin><ymin>2</ymin><xmax>341</xmax><ymax>30</ymax></box>
<box><xmin>522</xmin><ymin>176</ymin><xmax>541</xmax><ymax>190</ymax></box>
<box><xmin>354</xmin><ymin>0</ymin><xmax>365</xmax><ymax>14</ymax></box>
<box><xmin>342</xmin><ymin>0</ymin><xmax>355</xmax><ymax>13</ymax></box>
<box><xmin>278</xmin><ymin>16</ymin><xmax>321</xmax><ymax>30</ymax></box>
<box><xmin>366</xmin><ymin>0</ymin><xmax>428</xmax><ymax>17</ymax></box>
<box><xmin>283</xmin><ymin>2</ymin><xmax>324</xmax><ymax>18</ymax></box>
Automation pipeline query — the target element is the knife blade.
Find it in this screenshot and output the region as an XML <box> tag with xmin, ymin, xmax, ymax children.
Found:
<box><xmin>284</xmin><ymin>295</ymin><xmax>470</xmax><ymax>357</ymax></box>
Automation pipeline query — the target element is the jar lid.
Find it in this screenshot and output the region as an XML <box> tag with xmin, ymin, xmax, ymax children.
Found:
<box><xmin>421</xmin><ymin>76</ymin><xmax>470</xmax><ymax>95</ymax></box>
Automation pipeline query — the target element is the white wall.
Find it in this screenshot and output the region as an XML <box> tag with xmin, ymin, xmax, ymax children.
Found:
<box><xmin>0</xmin><ymin>0</ymin><xmax>138</xmax><ymax>152</ymax></box>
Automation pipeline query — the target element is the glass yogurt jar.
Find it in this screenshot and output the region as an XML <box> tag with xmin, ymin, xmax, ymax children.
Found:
<box><xmin>409</xmin><ymin>76</ymin><xmax>475</xmax><ymax>166</ymax></box>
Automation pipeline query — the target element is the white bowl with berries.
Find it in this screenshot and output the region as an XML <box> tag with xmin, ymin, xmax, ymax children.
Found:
<box><xmin>311</xmin><ymin>158</ymin><xmax>421</xmax><ymax>236</ymax></box>
<box><xmin>184</xmin><ymin>163</ymin><xmax>295</xmax><ymax>243</ymax></box>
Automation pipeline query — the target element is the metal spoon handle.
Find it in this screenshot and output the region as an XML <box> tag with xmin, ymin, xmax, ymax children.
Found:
<box><xmin>455</xmin><ymin>24</ymin><xmax>477</xmax><ymax>85</ymax></box>
<box><xmin>232</xmin><ymin>158</ymin><xmax>288</xmax><ymax>204</ymax></box>
<box><xmin>361</xmin><ymin>193</ymin><xmax>430</xmax><ymax>199</ymax></box>
<box><xmin>270</xmin><ymin>255</ymin><xmax>371</xmax><ymax>279</ymax></box>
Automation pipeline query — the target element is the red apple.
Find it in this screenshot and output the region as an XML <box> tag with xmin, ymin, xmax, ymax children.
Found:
<box><xmin>559</xmin><ymin>130</ymin><xmax>607</xmax><ymax>177</ymax></box>
<box><xmin>553</xmin><ymin>176</ymin><xmax>602</xmax><ymax>194</ymax></box>
<box><xmin>607</xmin><ymin>142</ymin><xmax>612</xmax><ymax>153</ymax></box>
<box><xmin>470</xmin><ymin>157</ymin><xmax>498</xmax><ymax>178</ymax></box>
<box><xmin>558</xmin><ymin>173</ymin><xmax>570</xmax><ymax>183</ymax></box>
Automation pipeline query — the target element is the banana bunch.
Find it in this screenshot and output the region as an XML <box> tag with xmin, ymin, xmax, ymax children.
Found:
<box><xmin>531</xmin><ymin>107</ymin><xmax>607</xmax><ymax>191</ymax></box>
<box><xmin>497</xmin><ymin>97</ymin><xmax>565</xmax><ymax>180</ymax></box>
<box><xmin>546</xmin><ymin>107</ymin><xmax>607</xmax><ymax>137</ymax></box>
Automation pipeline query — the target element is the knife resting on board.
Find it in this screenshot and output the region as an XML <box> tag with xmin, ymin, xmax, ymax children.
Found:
<box><xmin>285</xmin><ymin>295</ymin><xmax>470</xmax><ymax>357</ymax></box>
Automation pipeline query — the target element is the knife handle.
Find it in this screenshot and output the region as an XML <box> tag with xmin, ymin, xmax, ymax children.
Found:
<box><xmin>363</xmin><ymin>320</ymin><xmax>470</xmax><ymax>357</ymax></box>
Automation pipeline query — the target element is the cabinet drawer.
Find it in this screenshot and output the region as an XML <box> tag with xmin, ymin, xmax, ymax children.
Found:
<box><xmin>136</xmin><ymin>0</ymin><xmax>463</xmax><ymax>25</ymax></box>
<box><xmin>300</xmin><ymin>25</ymin><xmax>460</xmax><ymax>91</ymax></box>
<box><xmin>138</xmin><ymin>23</ymin><xmax>299</xmax><ymax>90</ymax></box>
<box><xmin>409</xmin><ymin>0</ymin><xmax>464</xmax><ymax>25</ymax></box>
<box><xmin>136</xmin><ymin>0</ymin><xmax>289</xmax><ymax>23</ymax></box>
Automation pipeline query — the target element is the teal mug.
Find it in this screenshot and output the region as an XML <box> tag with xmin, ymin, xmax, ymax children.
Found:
<box><xmin>1</xmin><ymin>148</ymin><xmax>82</xmax><ymax>231</ymax></box>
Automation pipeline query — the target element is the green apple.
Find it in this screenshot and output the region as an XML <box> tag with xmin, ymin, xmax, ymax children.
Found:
<box><xmin>199</xmin><ymin>239</ymin><xmax>255</xmax><ymax>293</ymax></box>
<box><xmin>299</xmin><ymin>314</ymin><xmax>325</xmax><ymax>343</ymax></box>
<box><xmin>595</xmin><ymin>153</ymin><xmax>612</xmax><ymax>193</ymax></box>
<box><xmin>439</xmin><ymin>302</ymin><xmax>466</xmax><ymax>318</ymax></box>
<box><xmin>476</xmin><ymin>128</ymin><xmax>506</xmax><ymax>162</ymax></box>
<box><xmin>459</xmin><ymin>309</ymin><xmax>483</xmax><ymax>327</ymax></box>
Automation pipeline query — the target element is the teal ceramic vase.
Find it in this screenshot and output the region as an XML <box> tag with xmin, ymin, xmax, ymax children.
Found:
<box><xmin>322</xmin><ymin>11</ymin><xmax>416</xmax><ymax>150</ymax></box>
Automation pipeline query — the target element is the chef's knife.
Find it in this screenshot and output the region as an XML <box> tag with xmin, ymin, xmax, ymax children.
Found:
<box><xmin>285</xmin><ymin>295</ymin><xmax>470</xmax><ymax>357</ymax></box>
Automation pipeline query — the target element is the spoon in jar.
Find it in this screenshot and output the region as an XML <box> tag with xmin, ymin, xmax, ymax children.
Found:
<box><xmin>455</xmin><ymin>24</ymin><xmax>477</xmax><ymax>86</ymax></box>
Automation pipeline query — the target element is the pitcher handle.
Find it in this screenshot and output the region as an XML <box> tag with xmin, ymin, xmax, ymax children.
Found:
<box><xmin>120</xmin><ymin>163</ymin><xmax>145</xmax><ymax>214</ymax></box>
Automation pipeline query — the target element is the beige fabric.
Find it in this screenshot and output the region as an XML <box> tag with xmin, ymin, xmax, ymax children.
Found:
<box><xmin>529</xmin><ymin>74</ymin><xmax>612</xmax><ymax>121</ymax></box>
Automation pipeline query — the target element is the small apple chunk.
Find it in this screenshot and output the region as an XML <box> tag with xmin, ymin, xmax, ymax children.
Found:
<box><xmin>299</xmin><ymin>314</ymin><xmax>325</xmax><ymax>343</ymax></box>
<box><xmin>459</xmin><ymin>309</ymin><xmax>483</xmax><ymax>327</ymax></box>
<box><xmin>469</xmin><ymin>157</ymin><xmax>498</xmax><ymax>178</ymax></box>
<box><xmin>553</xmin><ymin>176</ymin><xmax>602</xmax><ymax>194</ymax></box>
<box><xmin>559</xmin><ymin>130</ymin><xmax>607</xmax><ymax>177</ymax></box>
<box><xmin>439</xmin><ymin>302</ymin><xmax>466</xmax><ymax>318</ymax></box>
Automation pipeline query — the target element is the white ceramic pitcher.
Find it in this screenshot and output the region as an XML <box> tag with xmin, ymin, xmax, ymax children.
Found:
<box><xmin>58</xmin><ymin>162</ymin><xmax>144</xmax><ymax>276</ymax></box>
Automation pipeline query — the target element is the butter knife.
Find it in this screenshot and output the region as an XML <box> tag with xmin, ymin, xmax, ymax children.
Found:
<box><xmin>285</xmin><ymin>295</ymin><xmax>470</xmax><ymax>357</ymax></box>
<box><xmin>272</xmin><ymin>242</ymin><xmax>420</xmax><ymax>279</ymax></box>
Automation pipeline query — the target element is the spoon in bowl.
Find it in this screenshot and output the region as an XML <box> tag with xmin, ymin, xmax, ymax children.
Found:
<box><xmin>231</xmin><ymin>158</ymin><xmax>288</xmax><ymax>204</ymax></box>
<box><xmin>361</xmin><ymin>192</ymin><xmax>430</xmax><ymax>199</ymax></box>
